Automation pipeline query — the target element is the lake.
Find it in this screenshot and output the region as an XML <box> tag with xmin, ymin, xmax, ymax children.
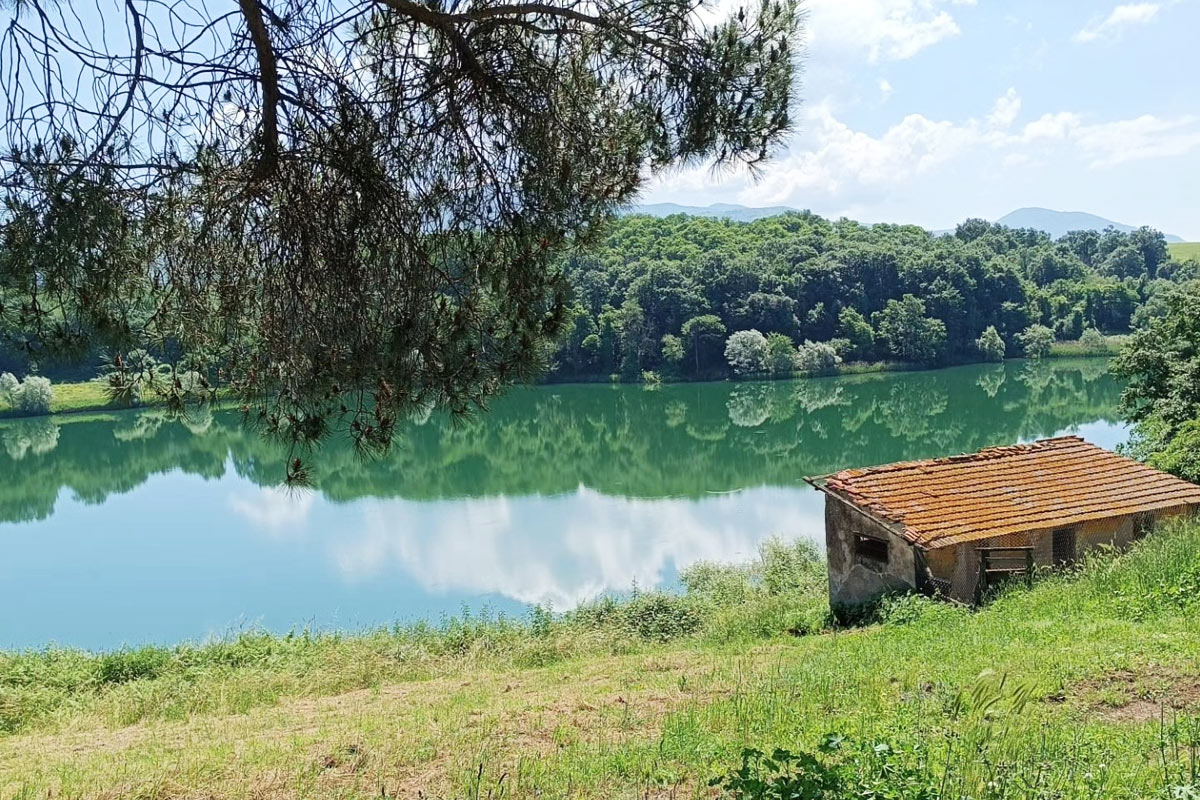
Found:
<box><xmin>0</xmin><ymin>359</ymin><xmax>1125</xmax><ymax>651</ymax></box>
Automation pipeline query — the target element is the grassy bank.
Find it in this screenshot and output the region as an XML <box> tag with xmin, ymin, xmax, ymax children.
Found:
<box><xmin>5</xmin><ymin>526</ymin><xmax>1200</xmax><ymax>798</ymax></box>
<box><xmin>0</xmin><ymin>379</ymin><xmax>117</xmax><ymax>418</ymax></box>
<box><xmin>6</xmin><ymin>342</ymin><xmax>1123</xmax><ymax>418</ymax></box>
<box><xmin>1049</xmin><ymin>334</ymin><xmax>1128</xmax><ymax>358</ymax></box>
<box><xmin>1168</xmin><ymin>242</ymin><xmax>1200</xmax><ymax>262</ymax></box>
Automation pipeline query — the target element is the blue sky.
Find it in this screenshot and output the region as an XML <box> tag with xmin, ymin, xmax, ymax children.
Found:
<box><xmin>644</xmin><ymin>0</ymin><xmax>1200</xmax><ymax>239</ymax></box>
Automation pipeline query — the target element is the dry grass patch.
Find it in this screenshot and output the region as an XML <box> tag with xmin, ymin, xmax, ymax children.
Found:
<box><xmin>0</xmin><ymin>646</ymin><xmax>791</xmax><ymax>799</ymax></box>
<box><xmin>1059</xmin><ymin>664</ymin><xmax>1200</xmax><ymax>724</ymax></box>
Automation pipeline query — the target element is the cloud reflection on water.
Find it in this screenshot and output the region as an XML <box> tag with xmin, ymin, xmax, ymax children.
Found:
<box><xmin>332</xmin><ymin>486</ymin><xmax>823</xmax><ymax>610</ymax></box>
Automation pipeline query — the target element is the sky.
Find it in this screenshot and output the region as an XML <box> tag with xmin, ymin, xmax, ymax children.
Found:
<box><xmin>642</xmin><ymin>0</ymin><xmax>1200</xmax><ymax>239</ymax></box>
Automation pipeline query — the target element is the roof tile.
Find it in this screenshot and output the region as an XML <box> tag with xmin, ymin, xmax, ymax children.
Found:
<box><xmin>821</xmin><ymin>437</ymin><xmax>1200</xmax><ymax>549</ymax></box>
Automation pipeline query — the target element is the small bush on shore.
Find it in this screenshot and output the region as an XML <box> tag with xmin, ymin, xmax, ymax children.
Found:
<box><xmin>0</xmin><ymin>372</ymin><xmax>18</xmax><ymax>403</ymax></box>
<box><xmin>13</xmin><ymin>375</ymin><xmax>53</xmax><ymax>414</ymax></box>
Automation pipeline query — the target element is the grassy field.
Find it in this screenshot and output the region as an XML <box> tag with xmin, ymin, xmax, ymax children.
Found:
<box><xmin>4</xmin><ymin>527</ymin><xmax>1200</xmax><ymax>799</ymax></box>
<box><xmin>1169</xmin><ymin>242</ymin><xmax>1200</xmax><ymax>262</ymax></box>
<box><xmin>0</xmin><ymin>378</ymin><xmax>118</xmax><ymax>418</ymax></box>
<box><xmin>1049</xmin><ymin>333</ymin><xmax>1128</xmax><ymax>358</ymax></box>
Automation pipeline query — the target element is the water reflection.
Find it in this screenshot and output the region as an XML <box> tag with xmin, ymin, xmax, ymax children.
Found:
<box><xmin>0</xmin><ymin>359</ymin><xmax>1126</xmax><ymax>649</ymax></box>
<box><xmin>339</xmin><ymin>487</ymin><xmax>818</xmax><ymax>610</ymax></box>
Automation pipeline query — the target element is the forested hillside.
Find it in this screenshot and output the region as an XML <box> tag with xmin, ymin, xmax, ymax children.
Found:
<box><xmin>551</xmin><ymin>212</ymin><xmax>1198</xmax><ymax>380</ymax></box>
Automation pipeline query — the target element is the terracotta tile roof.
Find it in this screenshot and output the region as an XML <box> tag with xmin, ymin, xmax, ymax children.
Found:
<box><xmin>821</xmin><ymin>436</ymin><xmax>1200</xmax><ymax>549</ymax></box>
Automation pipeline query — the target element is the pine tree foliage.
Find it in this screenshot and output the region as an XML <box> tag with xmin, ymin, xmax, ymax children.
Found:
<box><xmin>0</xmin><ymin>0</ymin><xmax>800</xmax><ymax>472</ymax></box>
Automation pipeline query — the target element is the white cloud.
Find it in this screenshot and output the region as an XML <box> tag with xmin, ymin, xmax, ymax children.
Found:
<box><xmin>730</xmin><ymin>100</ymin><xmax>981</xmax><ymax>206</ymax></box>
<box><xmin>646</xmin><ymin>90</ymin><xmax>1200</xmax><ymax>215</ymax></box>
<box><xmin>229</xmin><ymin>487</ymin><xmax>314</xmax><ymax>537</ymax></box>
<box><xmin>879</xmin><ymin>79</ymin><xmax>894</xmax><ymax>100</ymax></box>
<box><xmin>1014</xmin><ymin>111</ymin><xmax>1200</xmax><ymax>166</ymax></box>
<box><xmin>1075</xmin><ymin>3</ymin><xmax>1160</xmax><ymax>43</ymax></box>
<box><xmin>1071</xmin><ymin>115</ymin><xmax>1200</xmax><ymax>167</ymax></box>
<box><xmin>1018</xmin><ymin>111</ymin><xmax>1082</xmax><ymax>143</ymax></box>
<box><xmin>807</xmin><ymin>0</ymin><xmax>965</xmax><ymax>62</ymax></box>
<box><xmin>987</xmin><ymin>88</ymin><xmax>1022</xmax><ymax>128</ymax></box>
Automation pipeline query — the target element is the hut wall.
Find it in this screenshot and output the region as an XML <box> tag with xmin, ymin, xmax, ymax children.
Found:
<box><xmin>825</xmin><ymin>495</ymin><xmax>916</xmax><ymax>617</ymax></box>
<box><xmin>937</xmin><ymin>506</ymin><xmax>1196</xmax><ymax>603</ymax></box>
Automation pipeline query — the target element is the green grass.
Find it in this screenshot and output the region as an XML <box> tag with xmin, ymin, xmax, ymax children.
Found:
<box><xmin>5</xmin><ymin>527</ymin><xmax>1200</xmax><ymax>798</ymax></box>
<box><xmin>1169</xmin><ymin>242</ymin><xmax>1200</xmax><ymax>262</ymax></box>
<box><xmin>1049</xmin><ymin>333</ymin><xmax>1129</xmax><ymax>358</ymax></box>
<box><xmin>0</xmin><ymin>378</ymin><xmax>121</xmax><ymax>418</ymax></box>
<box><xmin>0</xmin><ymin>378</ymin><xmax>233</xmax><ymax>418</ymax></box>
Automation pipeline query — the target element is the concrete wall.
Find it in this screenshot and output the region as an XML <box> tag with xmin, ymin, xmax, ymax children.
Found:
<box><xmin>928</xmin><ymin>506</ymin><xmax>1193</xmax><ymax>603</ymax></box>
<box><xmin>825</xmin><ymin>494</ymin><xmax>917</xmax><ymax>617</ymax></box>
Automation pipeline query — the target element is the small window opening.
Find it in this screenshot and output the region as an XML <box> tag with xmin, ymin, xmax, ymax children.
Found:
<box><xmin>854</xmin><ymin>534</ymin><xmax>889</xmax><ymax>563</ymax></box>
<box><xmin>1052</xmin><ymin>527</ymin><xmax>1076</xmax><ymax>567</ymax></box>
<box><xmin>1133</xmin><ymin>512</ymin><xmax>1154</xmax><ymax>539</ymax></box>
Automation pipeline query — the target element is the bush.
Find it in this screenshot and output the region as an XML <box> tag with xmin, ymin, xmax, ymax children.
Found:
<box><xmin>725</xmin><ymin>329</ymin><xmax>768</xmax><ymax>375</ymax></box>
<box><xmin>0</xmin><ymin>372</ymin><xmax>18</xmax><ymax>404</ymax></box>
<box><xmin>620</xmin><ymin>592</ymin><xmax>705</xmax><ymax>641</ymax></box>
<box><xmin>764</xmin><ymin>332</ymin><xmax>797</xmax><ymax>375</ymax></box>
<box><xmin>1079</xmin><ymin>327</ymin><xmax>1106</xmax><ymax>354</ymax></box>
<box><xmin>1016</xmin><ymin>324</ymin><xmax>1054</xmax><ymax>359</ymax></box>
<box><xmin>794</xmin><ymin>340</ymin><xmax>842</xmax><ymax>376</ymax></box>
<box><xmin>836</xmin><ymin>307</ymin><xmax>875</xmax><ymax>360</ymax></box>
<box><xmin>760</xmin><ymin>538</ymin><xmax>825</xmax><ymax>596</ymax></box>
<box><xmin>680</xmin><ymin>561</ymin><xmax>755</xmax><ymax>606</ymax></box>
<box><xmin>975</xmin><ymin>325</ymin><xmax>1006</xmax><ymax>362</ymax></box>
<box><xmin>574</xmin><ymin>592</ymin><xmax>705</xmax><ymax>642</ymax></box>
<box><xmin>13</xmin><ymin>376</ymin><xmax>53</xmax><ymax>414</ymax></box>
<box><xmin>660</xmin><ymin>334</ymin><xmax>684</xmax><ymax>365</ymax></box>
<box><xmin>95</xmin><ymin>646</ymin><xmax>173</xmax><ymax>685</ymax></box>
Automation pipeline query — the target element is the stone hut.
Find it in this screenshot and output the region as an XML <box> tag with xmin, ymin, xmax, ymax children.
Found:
<box><xmin>807</xmin><ymin>436</ymin><xmax>1200</xmax><ymax>616</ymax></box>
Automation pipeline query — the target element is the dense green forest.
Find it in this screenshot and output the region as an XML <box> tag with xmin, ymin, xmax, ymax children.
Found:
<box><xmin>3</xmin><ymin>212</ymin><xmax>1190</xmax><ymax>388</ymax></box>
<box><xmin>550</xmin><ymin>212</ymin><xmax>1197</xmax><ymax>379</ymax></box>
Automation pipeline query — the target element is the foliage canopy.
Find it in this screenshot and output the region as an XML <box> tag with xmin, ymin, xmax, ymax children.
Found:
<box><xmin>0</xmin><ymin>0</ymin><xmax>800</xmax><ymax>470</ymax></box>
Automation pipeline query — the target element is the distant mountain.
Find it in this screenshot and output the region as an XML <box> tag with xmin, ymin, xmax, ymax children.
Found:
<box><xmin>628</xmin><ymin>202</ymin><xmax>800</xmax><ymax>222</ymax></box>
<box><xmin>995</xmin><ymin>207</ymin><xmax>1184</xmax><ymax>242</ymax></box>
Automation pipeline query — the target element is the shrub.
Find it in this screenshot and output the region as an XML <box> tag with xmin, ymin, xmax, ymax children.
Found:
<box><xmin>975</xmin><ymin>325</ymin><xmax>1006</xmax><ymax>362</ymax></box>
<box><xmin>1079</xmin><ymin>327</ymin><xmax>1106</xmax><ymax>354</ymax></box>
<box><xmin>794</xmin><ymin>340</ymin><xmax>842</xmax><ymax>376</ymax></box>
<box><xmin>660</xmin><ymin>334</ymin><xmax>684</xmax><ymax>365</ymax></box>
<box><xmin>0</xmin><ymin>372</ymin><xmax>18</xmax><ymax>404</ymax></box>
<box><xmin>760</xmin><ymin>538</ymin><xmax>825</xmax><ymax>596</ymax></box>
<box><xmin>725</xmin><ymin>329</ymin><xmax>769</xmax><ymax>375</ymax></box>
<box><xmin>873</xmin><ymin>295</ymin><xmax>947</xmax><ymax>363</ymax></box>
<box><xmin>13</xmin><ymin>376</ymin><xmax>53</xmax><ymax>414</ymax></box>
<box><xmin>640</xmin><ymin>370</ymin><xmax>662</xmax><ymax>388</ymax></box>
<box><xmin>620</xmin><ymin>592</ymin><xmax>705</xmax><ymax>641</ymax></box>
<box><xmin>827</xmin><ymin>337</ymin><xmax>853</xmax><ymax>360</ymax></box>
<box><xmin>764</xmin><ymin>332</ymin><xmax>797</xmax><ymax>375</ymax></box>
<box><xmin>1016</xmin><ymin>324</ymin><xmax>1054</xmax><ymax>359</ymax></box>
<box><xmin>836</xmin><ymin>307</ymin><xmax>875</xmax><ymax>360</ymax></box>
<box><xmin>680</xmin><ymin>561</ymin><xmax>755</xmax><ymax>606</ymax></box>
<box><xmin>95</xmin><ymin>646</ymin><xmax>172</xmax><ymax>685</ymax></box>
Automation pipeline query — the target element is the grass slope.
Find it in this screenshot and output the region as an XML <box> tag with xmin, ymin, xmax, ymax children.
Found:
<box><xmin>4</xmin><ymin>529</ymin><xmax>1200</xmax><ymax>798</ymax></box>
<box><xmin>1169</xmin><ymin>242</ymin><xmax>1200</xmax><ymax>262</ymax></box>
<box><xmin>0</xmin><ymin>379</ymin><xmax>117</xmax><ymax>418</ymax></box>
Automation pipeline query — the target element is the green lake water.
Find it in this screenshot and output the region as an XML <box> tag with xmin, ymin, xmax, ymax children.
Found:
<box><xmin>0</xmin><ymin>358</ymin><xmax>1125</xmax><ymax>650</ymax></box>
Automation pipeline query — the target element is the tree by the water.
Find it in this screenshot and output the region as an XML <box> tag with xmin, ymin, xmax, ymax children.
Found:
<box><xmin>0</xmin><ymin>0</ymin><xmax>800</xmax><ymax>474</ymax></box>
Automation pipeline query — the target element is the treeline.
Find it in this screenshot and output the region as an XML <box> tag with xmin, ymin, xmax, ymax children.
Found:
<box><xmin>549</xmin><ymin>212</ymin><xmax>1197</xmax><ymax>379</ymax></box>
